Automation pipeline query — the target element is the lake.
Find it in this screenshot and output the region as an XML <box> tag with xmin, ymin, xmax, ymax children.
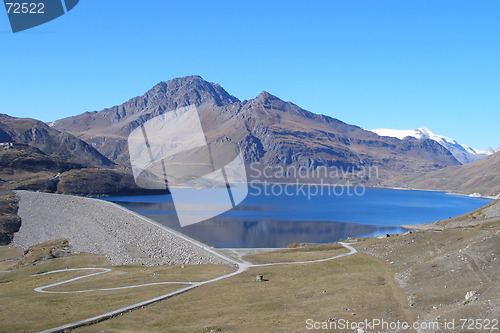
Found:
<box><xmin>101</xmin><ymin>185</ymin><xmax>493</xmax><ymax>248</ymax></box>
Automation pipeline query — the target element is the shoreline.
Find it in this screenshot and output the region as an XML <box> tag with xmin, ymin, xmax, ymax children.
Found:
<box><xmin>249</xmin><ymin>181</ymin><xmax>497</xmax><ymax>200</ymax></box>
<box><xmin>99</xmin><ymin>185</ymin><xmax>494</xmax><ymax>247</ymax></box>
<box><xmin>98</xmin><ymin>180</ymin><xmax>498</xmax><ymax>200</ymax></box>
<box><xmin>444</xmin><ymin>191</ymin><xmax>498</xmax><ymax>200</ymax></box>
<box><xmin>101</xmin><ymin>183</ymin><xmax>495</xmax><ymax>235</ymax></box>
<box><xmin>11</xmin><ymin>189</ymin><xmax>496</xmax><ymax>256</ymax></box>
<box><xmin>378</xmin><ymin>185</ymin><xmax>497</xmax><ymax>200</ymax></box>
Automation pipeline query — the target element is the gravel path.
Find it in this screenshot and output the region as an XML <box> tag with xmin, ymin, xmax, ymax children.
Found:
<box><xmin>12</xmin><ymin>191</ymin><xmax>229</xmax><ymax>266</ymax></box>
<box><xmin>33</xmin><ymin>243</ymin><xmax>357</xmax><ymax>333</ymax></box>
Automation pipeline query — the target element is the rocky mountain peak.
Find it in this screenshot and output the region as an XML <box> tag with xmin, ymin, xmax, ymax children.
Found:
<box><xmin>144</xmin><ymin>75</ymin><xmax>240</xmax><ymax>108</ymax></box>
<box><xmin>50</xmin><ymin>77</ymin><xmax>461</xmax><ymax>174</ymax></box>
<box><xmin>255</xmin><ymin>91</ymin><xmax>279</xmax><ymax>102</ymax></box>
<box><xmin>369</xmin><ymin>127</ymin><xmax>492</xmax><ymax>164</ymax></box>
<box><xmin>52</xmin><ymin>76</ymin><xmax>241</xmax><ymax>137</ymax></box>
<box><xmin>249</xmin><ymin>91</ymin><xmax>326</xmax><ymax>121</ymax></box>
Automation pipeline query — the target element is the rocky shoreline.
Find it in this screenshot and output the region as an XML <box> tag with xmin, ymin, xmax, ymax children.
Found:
<box><xmin>11</xmin><ymin>191</ymin><xmax>229</xmax><ymax>266</ymax></box>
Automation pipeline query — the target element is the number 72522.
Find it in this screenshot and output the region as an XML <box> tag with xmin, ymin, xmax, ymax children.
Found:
<box><xmin>5</xmin><ymin>2</ymin><xmax>45</xmax><ymax>14</ymax></box>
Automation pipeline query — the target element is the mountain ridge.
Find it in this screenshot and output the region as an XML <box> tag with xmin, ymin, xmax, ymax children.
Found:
<box><xmin>370</xmin><ymin>127</ymin><xmax>492</xmax><ymax>164</ymax></box>
<box><xmin>383</xmin><ymin>151</ymin><xmax>500</xmax><ymax>197</ymax></box>
<box><xmin>0</xmin><ymin>114</ymin><xmax>114</xmax><ymax>168</ymax></box>
<box><xmin>51</xmin><ymin>76</ymin><xmax>460</xmax><ymax>182</ymax></box>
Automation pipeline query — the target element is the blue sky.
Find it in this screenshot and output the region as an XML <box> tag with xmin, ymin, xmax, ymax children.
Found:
<box><xmin>1</xmin><ymin>1</ymin><xmax>499</xmax><ymax>150</ymax></box>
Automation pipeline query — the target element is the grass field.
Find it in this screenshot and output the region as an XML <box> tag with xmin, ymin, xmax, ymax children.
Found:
<box><xmin>356</xmin><ymin>220</ymin><xmax>500</xmax><ymax>331</ymax></box>
<box><xmin>1</xmin><ymin>219</ymin><xmax>498</xmax><ymax>333</ymax></box>
<box><xmin>79</xmin><ymin>252</ymin><xmax>411</xmax><ymax>332</ymax></box>
<box><xmin>243</xmin><ymin>242</ymin><xmax>348</xmax><ymax>264</ymax></box>
<box><xmin>0</xmin><ymin>250</ymin><xmax>234</xmax><ymax>333</ymax></box>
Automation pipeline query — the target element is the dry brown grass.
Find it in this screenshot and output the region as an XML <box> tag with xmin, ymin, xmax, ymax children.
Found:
<box><xmin>244</xmin><ymin>242</ymin><xmax>347</xmax><ymax>264</ymax></box>
<box><xmin>80</xmin><ymin>252</ymin><xmax>411</xmax><ymax>333</ymax></box>
<box><xmin>0</xmin><ymin>250</ymin><xmax>234</xmax><ymax>333</ymax></box>
<box><xmin>51</xmin><ymin>264</ymin><xmax>232</xmax><ymax>292</ymax></box>
<box><xmin>0</xmin><ymin>245</ymin><xmax>23</xmax><ymax>262</ymax></box>
<box><xmin>2</xmin><ymin>221</ymin><xmax>498</xmax><ymax>333</ymax></box>
<box><xmin>355</xmin><ymin>220</ymin><xmax>500</xmax><ymax>332</ymax></box>
<box><xmin>0</xmin><ymin>245</ymin><xmax>23</xmax><ymax>271</ymax></box>
<box><xmin>436</xmin><ymin>199</ymin><xmax>499</xmax><ymax>226</ymax></box>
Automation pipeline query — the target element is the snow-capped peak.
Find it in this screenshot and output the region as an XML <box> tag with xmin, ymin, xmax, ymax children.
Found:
<box><xmin>369</xmin><ymin>127</ymin><xmax>492</xmax><ymax>164</ymax></box>
<box><xmin>484</xmin><ymin>146</ymin><xmax>500</xmax><ymax>155</ymax></box>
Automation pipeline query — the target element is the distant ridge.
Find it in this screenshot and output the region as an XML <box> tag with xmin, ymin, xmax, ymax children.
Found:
<box><xmin>370</xmin><ymin>127</ymin><xmax>492</xmax><ymax>164</ymax></box>
<box><xmin>0</xmin><ymin>114</ymin><xmax>114</xmax><ymax>168</ymax></box>
<box><xmin>384</xmin><ymin>151</ymin><xmax>500</xmax><ymax>197</ymax></box>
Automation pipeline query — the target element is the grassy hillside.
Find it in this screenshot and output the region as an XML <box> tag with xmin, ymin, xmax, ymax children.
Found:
<box><xmin>0</xmin><ymin>244</ymin><xmax>231</xmax><ymax>332</ymax></box>
<box><xmin>0</xmin><ymin>216</ymin><xmax>496</xmax><ymax>332</ymax></box>
<box><xmin>383</xmin><ymin>151</ymin><xmax>500</xmax><ymax>196</ymax></box>
<box><xmin>56</xmin><ymin>168</ymin><xmax>168</xmax><ymax>196</ymax></box>
<box><xmin>0</xmin><ymin>145</ymin><xmax>165</xmax><ymax>196</ymax></box>
<box><xmin>0</xmin><ymin>113</ymin><xmax>114</xmax><ymax>168</ymax></box>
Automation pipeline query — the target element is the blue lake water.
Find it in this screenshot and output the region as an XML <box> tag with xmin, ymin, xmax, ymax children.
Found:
<box><xmin>101</xmin><ymin>185</ymin><xmax>493</xmax><ymax>248</ymax></box>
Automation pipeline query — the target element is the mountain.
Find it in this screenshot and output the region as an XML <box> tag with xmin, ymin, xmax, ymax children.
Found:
<box><xmin>0</xmin><ymin>144</ymin><xmax>82</xmax><ymax>173</ymax></box>
<box><xmin>0</xmin><ymin>114</ymin><xmax>114</xmax><ymax>168</ymax></box>
<box><xmin>370</xmin><ymin>127</ymin><xmax>491</xmax><ymax>165</ymax></box>
<box><xmin>51</xmin><ymin>76</ymin><xmax>240</xmax><ymax>161</ymax></box>
<box><xmin>54</xmin><ymin>168</ymin><xmax>168</xmax><ymax>196</ymax></box>
<box><xmin>0</xmin><ymin>144</ymin><xmax>84</xmax><ymax>193</ymax></box>
<box><xmin>0</xmin><ymin>143</ymin><xmax>164</xmax><ymax>200</ymax></box>
<box><xmin>487</xmin><ymin>146</ymin><xmax>500</xmax><ymax>154</ymax></box>
<box><xmin>384</xmin><ymin>151</ymin><xmax>500</xmax><ymax>197</ymax></box>
<box><xmin>51</xmin><ymin>76</ymin><xmax>460</xmax><ymax>183</ymax></box>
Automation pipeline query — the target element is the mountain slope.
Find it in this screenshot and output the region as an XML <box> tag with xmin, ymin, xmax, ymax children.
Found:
<box><xmin>52</xmin><ymin>76</ymin><xmax>460</xmax><ymax>183</ymax></box>
<box><xmin>0</xmin><ymin>144</ymin><xmax>164</xmax><ymax>210</ymax></box>
<box><xmin>0</xmin><ymin>144</ymin><xmax>84</xmax><ymax>193</ymax></box>
<box><xmin>384</xmin><ymin>151</ymin><xmax>500</xmax><ymax>196</ymax></box>
<box><xmin>0</xmin><ymin>114</ymin><xmax>114</xmax><ymax>168</ymax></box>
<box><xmin>205</xmin><ymin>91</ymin><xmax>459</xmax><ymax>179</ymax></box>
<box><xmin>370</xmin><ymin>127</ymin><xmax>491</xmax><ymax>164</ymax></box>
<box><xmin>51</xmin><ymin>76</ymin><xmax>240</xmax><ymax>161</ymax></box>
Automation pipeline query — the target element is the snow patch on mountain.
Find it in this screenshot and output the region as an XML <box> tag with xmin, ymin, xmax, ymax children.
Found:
<box><xmin>486</xmin><ymin>146</ymin><xmax>500</xmax><ymax>154</ymax></box>
<box><xmin>370</xmin><ymin>127</ymin><xmax>492</xmax><ymax>164</ymax></box>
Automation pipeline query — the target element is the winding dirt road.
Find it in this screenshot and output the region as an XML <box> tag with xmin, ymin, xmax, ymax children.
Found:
<box><xmin>33</xmin><ymin>243</ymin><xmax>357</xmax><ymax>333</ymax></box>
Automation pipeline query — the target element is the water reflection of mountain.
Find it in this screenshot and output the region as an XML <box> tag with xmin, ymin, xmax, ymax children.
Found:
<box><xmin>145</xmin><ymin>213</ymin><xmax>401</xmax><ymax>248</ymax></box>
<box><xmin>113</xmin><ymin>200</ymin><xmax>279</xmax><ymax>213</ymax></box>
<box><xmin>103</xmin><ymin>187</ymin><xmax>491</xmax><ymax>248</ymax></box>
